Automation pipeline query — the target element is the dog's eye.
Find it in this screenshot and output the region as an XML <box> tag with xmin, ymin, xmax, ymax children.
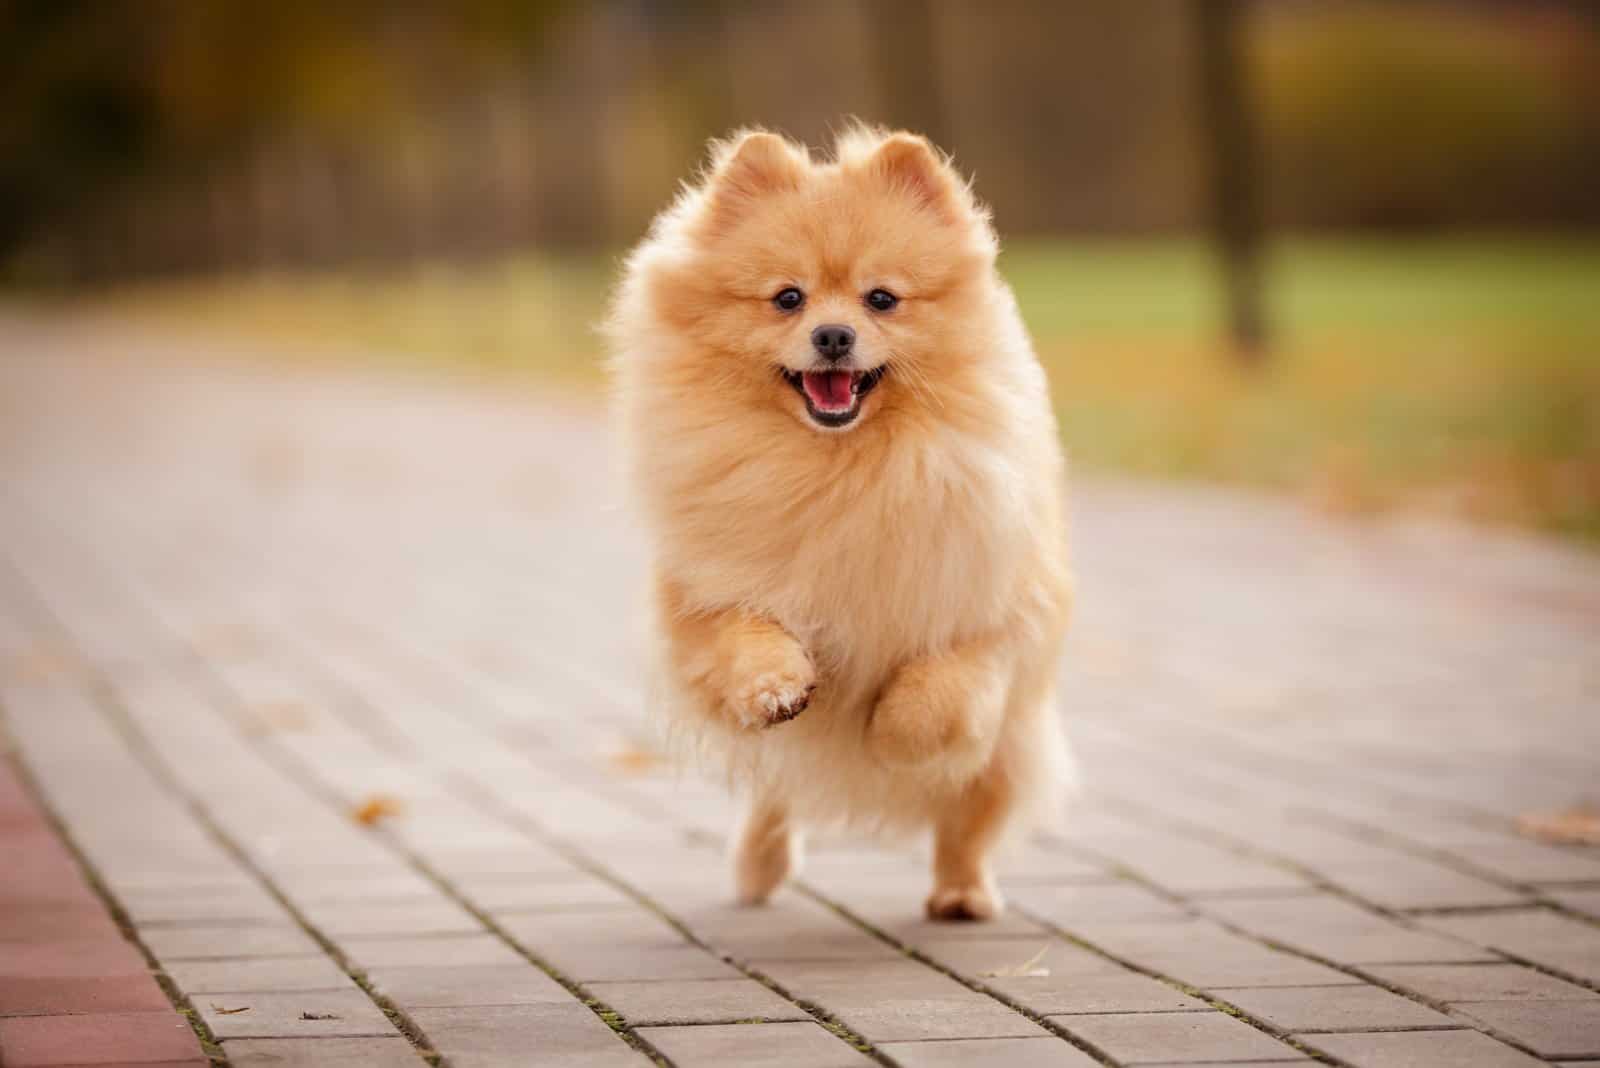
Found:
<box><xmin>773</xmin><ymin>287</ymin><xmax>805</xmax><ymax>312</ymax></box>
<box><xmin>866</xmin><ymin>288</ymin><xmax>899</xmax><ymax>312</ymax></box>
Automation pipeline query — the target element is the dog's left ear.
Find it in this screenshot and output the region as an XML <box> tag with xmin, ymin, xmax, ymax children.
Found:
<box><xmin>699</xmin><ymin>130</ymin><xmax>808</xmax><ymax>234</ymax></box>
<box><xmin>866</xmin><ymin>133</ymin><xmax>972</xmax><ymax>225</ymax></box>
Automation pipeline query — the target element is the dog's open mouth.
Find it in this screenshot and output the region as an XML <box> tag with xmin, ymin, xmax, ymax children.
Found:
<box><xmin>781</xmin><ymin>367</ymin><xmax>886</xmax><ymax>428</ymax></box>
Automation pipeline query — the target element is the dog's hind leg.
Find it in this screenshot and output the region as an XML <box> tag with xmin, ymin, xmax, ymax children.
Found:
<box><xmin>733</xmin><ymin>796</ymin><xmax>800</xmax><ymax>905</ymax></box>
<box><xmin>927</xmin><ymin>758</ymin><xmax>1014</xmax><ymax>921</ymax></box>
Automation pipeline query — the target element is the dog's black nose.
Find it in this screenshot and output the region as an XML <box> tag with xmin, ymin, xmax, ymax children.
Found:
<box><xmin>811</xmin><ymin>323</ymin><xmax>855</xmax><ymax>360</ymax></box>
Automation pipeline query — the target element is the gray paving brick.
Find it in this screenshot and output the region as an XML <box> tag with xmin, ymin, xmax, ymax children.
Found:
<box><xmin>587</xmin><ymin>978</ymin><xmax>810</xmax><ymax>1024</ymax></box>
<box><xmin>1364</xmin><ymin>962</ymin><xmax>1593</xmax><ymax>1003</ymax></box>
<box><xmin>141</xmin><ymin>924</ymin><xmax>323</xmax><ymax>961</ymax></box>
<box><xmin>196</xmin><ymin>989</ymin><xmax>398</xmax><ymax>1039</ymax></box>
<box><xmin>1452</xmin><ymin>998</ymin><xmax>1600</xmax><ymax>1059</ymax></box>
<box><xmin>638</xmin><ymin>1021</ymin><xmax>874</xmax><ymax>1067</ymax></box>
<box><xmin>224</xmin><ymin>1036</ymin><xmax>425</xmax><ymax>1066</ymax></box>
<box><xmin>1055</xmin><ymin>1010</ymin><xmax>1301</xmax><ymax>1064</ymax></box>
<box><xmin>337</xmin><ymin>934</ymin><xmax>525</xmax><ymax>968</ymax></box>
<box><xmin>547</xmin><ymin>943</ymin><xmax>745</xmax><ymax>983</ymax></box>
<box><xmin>882</xmin><ymin>1036</ymin><xmax>1101</xmax><ymax>1067</ymax></box>
<box><xmin>366</xmin><ymin>964</ymin><xmax>573</xmax><ymax>1007</ymax></box>
<box><xmin>1215</xmin><ymin>984</ymin><xmax>1456</xmax><ymax>1033</ymax></box>
<box><xmin>915</xmin><ymin>938</ymin><xmax>1126</xmax><ymax>981</ymax></box>
<box><xmin>1308</xmin><ymin>1028</ymin><xmax>1549</xmax><ymax>1067</ymax></box>
<box><xmin>764</xmin><ymin>959</ymin><xmax>1048</xmax><ymax>1042</ymax></box>
<box><xmin>410</xmin><ymin>1003</ymin><xmax>645</xmax><ymax>1067</ymax></box>
<box><xmin>988</xmin><ymin>972</ymin><xmax>1208</xmax><ymax>1017</ymax></box>
<box><xmin>297</xmin><ymin>900</ymin><xmax>483</xmax><ymax>938</ymax></box>
<box><xmin>166</xmin><ymin>956</ymin><xmax>351</xmax><ymax>994</ymax></box>
<box><xmin>1420</xmin><ymin>909</ymin><xmax>1600</xmax><ymax>983</ymax></box>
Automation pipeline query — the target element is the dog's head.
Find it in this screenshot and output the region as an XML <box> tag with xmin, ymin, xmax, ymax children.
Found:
<box><xmin>617</xmin><ymin>126</ymin><xmax>1001</xmax><ymax>435</ymax></box>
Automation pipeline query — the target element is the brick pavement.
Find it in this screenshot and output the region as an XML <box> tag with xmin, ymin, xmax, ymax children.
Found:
<box><xmin>1</xmin><ymin>318</ymin><xmax>1598</xmax><ymax>1066</ymax></box>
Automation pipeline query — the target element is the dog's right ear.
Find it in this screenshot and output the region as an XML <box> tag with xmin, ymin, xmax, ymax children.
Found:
<box><xmin>699</xmin><ymin>131</ymin><xmax>807</xmax><ymax>232</ymax></box>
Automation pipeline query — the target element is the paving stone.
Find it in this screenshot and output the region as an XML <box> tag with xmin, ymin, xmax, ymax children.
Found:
<box><xmin>1421</xmin><ymin>909</ymin><xmax>1600</xmax><ymax>983</ymax></box>
<box><xmin>1452</xmin><ymin>998</ymin><xmax>1600</xmax><ymax>1059</ymax></box>
<box><xmin>881</xmin><ymin>1036</ymin><xmax>1101</xmax><ymax>1067</ymax></box>
<box><xmin>366</xmin><ymin>964</ymin><xmax>572</xmax><ymax>1007</ymax></box>
<box><xmin>224</xmin><ymin>1035</ymin><xmax>425</xmax><ymax>1066</ymax></box>
<box><xmin>194</xmin><ymin>989</ymin><xmax>397</xmax><ymax>1039</ymax></box>
<box><xmin>337</xmin><ymin>934</ymin><xmax>525</xmax><ymax>968</ymax></box>
<box><xmin>988</xmin><ymin>971</ymin><xmax>1208</xmax><ymax>1017</ymax></box>
<box><xmin>547</xmin><ymin>943</ymin><xmax>745</xmax><ymax>983</ymax></box>
<box><xmin>588</xmin><ymin>977</ymin><xmax>810</xmax><ymax>1024</ymax></box>
<box><xmin>1203</xmin><ymin>896</ymin><xmax>1497</xmax><ymax>966</ymax></box>
<box><xmin>139</xmin><ymin>925</ymin><xmax>322</xmax><ymax>961</ymax></box>
<box><xmin>410</xmin><ymin>1002</ymin><xmax>644</xmax><ymax>1067</ymax></box>
<box><xmin>463</xmin><ymin>876</ymin><xmax>636</xmax><ymax>912</ymax></box>
<box><xmin>0</xmin><ymin>1010</ymin><xmax>207</xmax><ymax>1067</ymax></box>
<box><xmin>764</xmin><ymin>959</ymin><xmax>1048</xmax><ymax>1042</ymax></box>
<box><xmin>118</xmin><ymin>887</ymin><xmax>285</xmax><ymax>925</ymax></box>
<box><xmin>1215</xmin><ymin>983</ymin><xmax>1456</xmax><ymax>1033</ymax></box>
<box><xmin>1055</xmin><ymin>1010</ymin><xmax>1303</xmax><ymax>1064</ymax></box>
<box><xmin>915</xmin><ymin>937</ymin><xmax>1126</xmax><ymax>981</ymax></box>
<box><xmin>638</xmin><ymin>1021</ymin><xmax>874</xmax><ymax>1067</ymax></box>
<box><xmin>296</xmin><ymin>900</ymin><xmax>482</xmax><ymax>938</ymax></box>
<box><xmin>1308</xmin><ymin>1028</ymin><xmax>1549</xmax><ymax>1067</ymax></box>
<box><xmin>164</xmin><ymin>956</ymin><xmax>351</xmax><ymax>994</ymax></box>
<box><xmin>1014</xmin><ymin>883</ymin><xmax>1196</xmax><ymax>926</ymax></box>
<box><xmin>1364</xmin><ymin>962</ymin><xmax>1593</xmax><ymax>1003</ymax></box>
<box><xmin>1549</xmin><ymin>887</ymin><xmax>1600</xmax><ymax>919</ymax></box>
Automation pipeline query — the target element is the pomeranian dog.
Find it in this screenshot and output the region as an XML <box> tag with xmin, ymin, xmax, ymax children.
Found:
<box><xmin>608</xmin><ymin>126</ymin><xmax>1072</xmax><ymax>920</ymax></box>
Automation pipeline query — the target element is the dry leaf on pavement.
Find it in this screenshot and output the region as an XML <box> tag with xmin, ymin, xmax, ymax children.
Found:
<box><xmin>351</xmin><ymin>794</ymin><xmax>404</xmax><ymax>826</ymax></box>
<box><xmin>979</xmin><ymin>944</ymin><xmax>1051</xmax><ymax>978</ymax></box>
<box><xmin>1516</xmin><ymin>803</ymin><xmax>1600</xmax><ymax>845</ymax></box>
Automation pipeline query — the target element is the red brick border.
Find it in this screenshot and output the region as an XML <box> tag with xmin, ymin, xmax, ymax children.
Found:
<box><xmin>0</xmin><ymin>759</ymin><xmax>208</xmax><ymax>1067</ymax></box>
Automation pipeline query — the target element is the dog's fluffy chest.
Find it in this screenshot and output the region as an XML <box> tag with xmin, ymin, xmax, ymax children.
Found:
<box><xmin>707</xmin><ymin>429</ymin><xmax>1032</xmax><ymax>672</ymax></box>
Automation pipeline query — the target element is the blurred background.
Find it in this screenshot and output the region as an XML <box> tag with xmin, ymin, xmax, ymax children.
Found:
<box><xmin>4</xmin><ymin>0</ymin><xmax>1598</xmax><ymax>539</ymax></box>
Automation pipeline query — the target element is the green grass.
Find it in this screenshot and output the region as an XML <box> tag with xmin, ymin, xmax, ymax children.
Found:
<box><xmin>74</xmin><ymin>237</ymin><xmax>1600</xmax><ymax>540</ymax></box>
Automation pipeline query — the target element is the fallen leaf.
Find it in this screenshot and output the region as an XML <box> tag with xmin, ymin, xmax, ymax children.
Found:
<box><xmin>351</xmin><ymin>794</ymin><xmax>404</xmax><ymax>827</ymax></box>
<box><xmin>609</xmin><ymin>740</ymin><xmax>667</xmax><ymax>776</ymax></box>
<box><xmin>1517</xmin><ymin>804</ymin><xmax>1600</xmax><ymax>846</ymax></box>
<box><xmin>300</xmin><ymin>1011</ymin><xmax>340</xmax><ymax>1021</ymax></box>
<box><xmin>210</xmin><ymin>1003</ymin><xmax>251</xmax><ymax>1015</ymax></box>
<box><xmin>979</xmin><ymin>943</ymin><xmax>1051</xmax><ymax>978</ymax></box>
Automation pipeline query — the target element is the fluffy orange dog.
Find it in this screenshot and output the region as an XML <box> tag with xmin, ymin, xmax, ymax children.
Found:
<box><xmin>609</xmin><ymin>126</ymin><xmax>1072</xmax><ymax>920</ymax></box>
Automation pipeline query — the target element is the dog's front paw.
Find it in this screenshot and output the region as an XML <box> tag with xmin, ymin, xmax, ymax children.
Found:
<box><xmin>726</xmin><ymin>637</ymin><xmax>816</xmax><ymax>729</ymax></box>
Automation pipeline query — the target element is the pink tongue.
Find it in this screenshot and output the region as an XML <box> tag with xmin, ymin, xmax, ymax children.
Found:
<box><xmin>802</xmin><ymin>370</ymin><xmax>854</xmax><ymax>410</ymax></box>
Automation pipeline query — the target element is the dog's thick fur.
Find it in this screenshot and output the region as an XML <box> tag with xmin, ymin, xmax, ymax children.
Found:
<box><xmin>608</xmin><ymin>126</ymin><xmax>1072</xmax><ymax>920</ymax></box>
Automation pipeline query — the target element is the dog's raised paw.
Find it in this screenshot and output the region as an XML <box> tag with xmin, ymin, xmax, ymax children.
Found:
<box><xmin>925</xmin><ymin>883</ymin><xmax>1004</xmax><ymax>922</ymax></box>
<box><xmin>732</xmin><ymin>672</ymin><xmax>814</xmax><ymax>729</ymax></box>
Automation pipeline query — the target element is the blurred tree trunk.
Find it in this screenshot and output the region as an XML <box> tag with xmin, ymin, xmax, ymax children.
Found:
<box><xmin>867</xmin><ymin>0</ymin><xmax>948</xmax><ymax>147</ymax></box>
<box><xmin>1194</xmin><ymin>0</ymin><xmax>1266</xmax><ymax>362</ymax></box>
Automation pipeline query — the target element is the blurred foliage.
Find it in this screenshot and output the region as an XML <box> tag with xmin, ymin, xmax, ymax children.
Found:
<box><xmin>3</xmin><ymin>1</ymin><xmax>1597</xmax><ymax>282</ymax></box>
<box><xmin>71</xmin><ymin>239</ymin><xmax>1600</xmax><ymax>540</ymax></box>
<box><xmin>1252</xmin><ymin>2</ymin><xmax>1600</xmax><ymax>228</ymax></box>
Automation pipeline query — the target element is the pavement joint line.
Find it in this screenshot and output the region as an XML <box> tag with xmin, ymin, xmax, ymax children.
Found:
<box><xmin>1093</xmin><ymin>712</ymin><xmax>1546</xmax><ymax>844</ymax></box>
<box><xmin>1078</xmin><ymin>722</ymin><xmax>1554</xmax><ymax>907</ymax></box>
<box><xmin>227</xmin><ymin>593</ymin><xmax>877</xmax><ymax>1068</ymax></box>
<box><xmin>445</xmin><ymin>772</ymin><xmax>896</xmax><ymax>1068</ymax></box>
<box><xmin>1006</xmin><ymin>902</ymin><xmax>1351</xmax><ymax>1068</ymax></box>
<box><xmin>160</xmin><ymin>631</ymin><xmax>673</xmax><ymax>1068</ymax></box>
<box><xmin>786</xmin><ymin>882</ymin><xmax>1125</xmax><ymax>1067</ymax></box>
<box><xmin>0</xmin><ymin>547</ymin><xmax>447</xmax><ymax>1067</ymax></box>
<box><xmin>1079</xmin><ymin>787</ymin><xmax>1600</xmax><ymax>997</ymax></box>
<box><xmin>1039</xmin><ymin>835</ymin><xmax>1563</xmax><ymax>1064</ymax></box>
<box><xmin>0</xmin><ymin>735</ymin><xmax>230</xmax><ymax>1067</ymax></box>
<box><xmin>0</xmin><ymin>559</ymin><xmax>233</xmax><ymax>1067</ymax></box>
